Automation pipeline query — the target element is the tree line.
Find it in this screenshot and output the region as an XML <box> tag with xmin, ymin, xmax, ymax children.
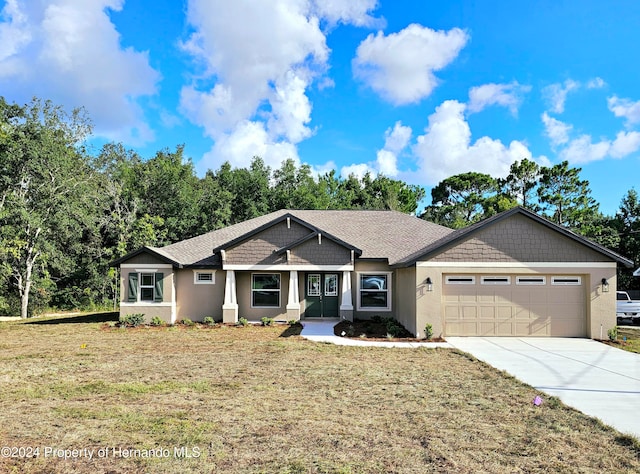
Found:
<box><xmin>1</xmin><ymin>97</ymin><xmax>639</xmax><ymax>317</ymax></box>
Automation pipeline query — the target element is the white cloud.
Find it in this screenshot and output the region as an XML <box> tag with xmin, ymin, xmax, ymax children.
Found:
<box><xmin>0</xmin><ymin>0</ymin><xmax>159</xmax><ymax>145</ymax></box>
<box><xmin>204</xmin><ymin>120</ymin><xmax>300</xmax><ymax>171</ymax></box>
<box><xmin>340</xmin><ymin>162</ymin><xmax>375</xmax><ymax>179</ymax></box>
<box><xmin>542</xmin><ymin>79</ymin><xmax>579</xmax><ymax>114</ymax></box>
<box><xmin>559</xmin><ymin>131</ymin><xmax>640</xmax><ymax>164</ymax></box>
<box><xmin>353</xmin><ymin>24</ymin><xmax>468</xmax><ymax>105</ymax></box>
<box><xmin>541</xmin><ymin>112</ymin><xmax>572</xmax><ymax>148</ymax></box>
<box><xmin>312</xmin><ymin>0</ymin><xmax>381</xmax><ymax>27</ymax></box>
<box><xmin>340</xmin><ymin>121</ymin><xmax>411</xmax><ymax>178</ymax></box>
<box><xmin>467</xmin><ymin>81</ymin><xmax>531</xmax><ymax>115</ymax></box>
<box><xmin>586</xmin><ymin>77</ymin><xmax>606</xmax><ymax>89</ymax></box>
<box><xmin>608</xmin><ymin>95</ymin><xmax>640</xmax><ymax>127</ymax></box>
<box><xmin>412</xmin><ymin>100</ymin><xmax>543</xmax><ymax>184</ymax></box>
<box><xmin>182</xmin><ymin>0</ymin><xmax>381</xmax><ymax>171</ymax></box>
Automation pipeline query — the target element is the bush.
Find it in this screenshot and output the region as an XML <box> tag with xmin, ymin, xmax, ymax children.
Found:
<box><xmin>608</xmin><ymin>326</ymin><xmax>618</xmax><ymax>341</ymax></box>
<box><xmin>203</xmin><ymin>316</ymin><xmax>215</xmax><ymax>326</ymax></box>
<box><xmin>119</xmin><ymin>313</ymin><xmax>144</xmax><ymax>327</ymax></box>
<box><xmin>150</xmin><ymin>316</ymin><xmax>164</xmax><ymax>326</ymax></box>
<box><xmin>237</xmin><ymin>317</ymin><xmax>249</xmax><ymax>327</ymax></box>
<box><xmin>385</xmin><ymin>318</ymin><xmax>403</xmax><ymax>337</ymax></box>
<box><xmin>424</xmin><ymin>323</ymin><xmax>434</xmax><ymax>340</ymax></box>
<box><xmin>261</xmin><ymin>317</ymin><xmax>274</xmax><ymax>326</ymax></box>
<box><xmin>287</xmin><ymin>319</ymin><xmax>299</xmax><ymax>326</ymax></box>
<box><xmin>181</xmin><ymin>318</ymin><xmax>194</xmax><ymax>326</ymax></box>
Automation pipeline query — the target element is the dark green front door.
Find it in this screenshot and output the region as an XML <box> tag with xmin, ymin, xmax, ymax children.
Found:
<box><xmin>305</xmin><ymin>273</ymin><xmax>339</xmax><ymax>318</ymax></box>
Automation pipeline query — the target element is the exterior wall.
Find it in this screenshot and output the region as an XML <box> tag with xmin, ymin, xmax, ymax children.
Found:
<box><xmin>352</xmin><ymin>261</ymin><xmax>395</xmax><ymax>320</ymax></box>
<box><xmin>415</xmin><ymin>263</ymin><xmax>617</xmax><ymax>339</ymax></box>
<box><xmin>119</xmin><ymin>259</ymin><xmax>175</xmax><ymax>324</ymax></box>
<box><xmin>236</xmin><ymin>271</ymin><xmax>291</xmax><ymax>322</ymax></box>
<box><xmin>123</xmin><ymin>253</ymin><xmax>170</xmax><ymax>265</ymax></box>
<box><xmin>394</xmin><ymin>266</ymin><xmax>417</xmax><ymax>336</ymax></box>
<box><xmin>175</xmin><ymin>269</ymin><xmax>224</xmax><ymax>322</ymax></box>
<box><xmin>225</xmin><ymin>221</ymin><xmax>309</xmax><ymax>265</ymax></box>
<box><xmin>289</xmin><ymin>238</ymin><xmax>351</xmax><ymax>266</ymax></box>
<box><xmin>431</xmin><ymin>214</ymin><xmax>609</xmax><ymax>263</ymax></box>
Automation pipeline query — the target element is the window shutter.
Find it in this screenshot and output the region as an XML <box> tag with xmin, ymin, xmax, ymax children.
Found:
<box><xmin>127</xmin><ymin>273</ymin><xmax>138</xmax><ymax>302</ymax></box>
<box><xmin>154</xmin><ymin>273</ymin><xmax>164</xmax><ymax>302</ymax></box>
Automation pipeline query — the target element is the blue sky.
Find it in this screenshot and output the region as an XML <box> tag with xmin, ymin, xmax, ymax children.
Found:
<box><xmin>1</xmin><ymin>0</ymin><xmax>639</xmax><ymax>216</ymax></box>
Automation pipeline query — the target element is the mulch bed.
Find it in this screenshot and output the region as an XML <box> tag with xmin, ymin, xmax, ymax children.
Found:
<box><xmin>334</xmin><ymin>319</ymin><xmax>446</xmax><ymax>343</ymax></box>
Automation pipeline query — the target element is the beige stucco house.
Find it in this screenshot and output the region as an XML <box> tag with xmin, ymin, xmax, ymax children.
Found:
<box><xmin>112</xmin><ymin>207</ymin><xmax>632</xmax><ymax>339</ymax></box>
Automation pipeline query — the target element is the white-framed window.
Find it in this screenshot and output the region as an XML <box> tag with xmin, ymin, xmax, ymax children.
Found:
<box><xmin>551</xmin><ymin>276</ymin><xmax>582</xmax><ymax>286</ymax></box>
<box><xmin>193</xmin><ymin>270</ymin><xmax>216</xmax><ymax>285</ymax></box>
<box><xmin>140</xmin><ymin>273</ymin><xmax>156</xmax><ymax>301</ymax></box>
<box><xmin>445</xmin><ymin>275</ymin><xmax>476</xmax><ymax>285</ymax></box>
<box><xmin>251</xmin><ymin>273</ymin><xmax>281</xmax><ymax>307</ymax></box>
<box><xmin>481</xmin><ymin>276</ymin><xmax>511</xmax><ymax>285</ymax></box>
<box><xmin>357</xmin><ymin>272</ymin><xmax>392</xmax><ymax>311</ymax></box>
<box><xmin>516</xmin><ymin>276</ymin><xmax>546</xmax><ymax>285</ymax></box>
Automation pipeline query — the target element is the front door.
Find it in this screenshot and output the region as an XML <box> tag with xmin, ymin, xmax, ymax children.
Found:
<box><xmin>305</xmin><ymin>273</ymin><xmax>339</xmax><ymax>318</ymax></box>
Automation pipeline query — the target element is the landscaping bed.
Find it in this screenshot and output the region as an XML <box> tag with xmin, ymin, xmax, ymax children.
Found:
<box><xmin>334</xmin><ymin>317</ymin><xmax>445</xmax><ymax>342</ymax></box>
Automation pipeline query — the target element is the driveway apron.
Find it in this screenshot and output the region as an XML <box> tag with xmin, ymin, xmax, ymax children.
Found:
<box><xmin>447</xmin><ymin>337</ymin><xmax>640</xmax><ymax>439</ymax></box>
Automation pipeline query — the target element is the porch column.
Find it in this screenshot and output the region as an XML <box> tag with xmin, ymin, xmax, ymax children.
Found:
<box><xmin>286</xmin><ymin>270</ymin><xmax>301</xmax><ymax>321</ymax></box>
<box><xmin>340</xmin><ymin>271</ymin><xmax>354</xmax><ymax>321</ymax></box>
<box><xmin>222</xmin><ymin>270</ymin><xmax>238</xmax><ymax>324</ymax></box>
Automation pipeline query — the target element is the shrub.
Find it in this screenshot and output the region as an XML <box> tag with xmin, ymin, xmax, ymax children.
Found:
<box><xmin>150</xmin><ymin>316</ymin><xmax>164</xmax><ymax>326</ymax></box>
<box><xmin>203</xmin><ymin>316</ymin><xmax>215</xmax><ymax>326</ymax></box>
<box><xmin>424</xmin><ymin>323</ymin><xmax>434</xmax><ymax>340</ymax></box>
<box><xmin>385</xmin><ymin>319</ymin><xmax>403</xmax><ymax>337</ymax></box>
<box><xmin>608</xmin><ymin>326</ymin><xmax>618</xmax><ymax>341</ymax></box>
<box><xmin>181</xmin><ymin>318</ymin><xmax>194</xmax><ymax>326</ymax></box>
<box><xmin>237</xmin><ymin>317</ymin><xmax>249</xmax><ymax>327</ymax></box>
<box><xmin>287</xmin><ymin>319</ymin><xmax>299</xmax><ymax>326</ymax></box>
<box><xmin>261</xmin><ymin>317</ymin><xmax>274</xmax><ymax>326</ymax></box>
<box><xmin>119</xmin><ymin>313</ymin><xmax>144</xmax><ymax>327</ymax></box>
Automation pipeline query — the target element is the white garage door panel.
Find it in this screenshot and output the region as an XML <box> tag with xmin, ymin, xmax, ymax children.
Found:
<box><xmin>443</xmin><ymin>274</ymin><xmax>586</xmax><ymax>337</ymax></box>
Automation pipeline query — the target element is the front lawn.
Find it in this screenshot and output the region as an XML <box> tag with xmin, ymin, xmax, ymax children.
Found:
<box><xmin>0</xmin><ymin>314</ymin><xmax>639</xmax><ymax>473</ymax></box>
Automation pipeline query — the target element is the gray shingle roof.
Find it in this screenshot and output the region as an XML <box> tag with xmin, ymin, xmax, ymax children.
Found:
<box><xmin>158</xmin><ymin>209</ymin><xmax>454</xmax><ymax>266</ymax></box>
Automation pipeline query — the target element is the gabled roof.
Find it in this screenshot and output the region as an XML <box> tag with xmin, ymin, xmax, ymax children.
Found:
<box><xmin>136</xmin><ymin>209</ymin><xmax>454</xmax><ymax>267</ymax></box>
<box><xmin>110</xmin><ymin>246</ymin><xmax>182</xmax><ymax>267</ymax></box>
<box><xmin>395</xmin><ymin>206</ymin><xmax>634</xmax><ymax>267</ymax></box>
<box><xmin>212</xmin><ymin>213</ymin><xmax>363</xmax><ymax>257</ymax></box>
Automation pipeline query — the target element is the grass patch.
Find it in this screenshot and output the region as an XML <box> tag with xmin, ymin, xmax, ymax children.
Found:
<box><xmin>604</xmin><ymin>326</ymin><xmax>640</xmax><ymax>353</ymax></box>
<box><xmin>0</xmin><ymin>314</ymin><xmax>639</xmax><ymax>473</ymax></box>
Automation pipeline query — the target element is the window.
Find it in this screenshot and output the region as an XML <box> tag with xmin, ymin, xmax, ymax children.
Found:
<box><xmin>551</xmin><ymin>276</ymin><xmax>582</xmax><ymax>286</ymax></box>
<box><xmin>481</xmin><ymin>276</ymin><xmax>511</xmax><ymax>285</ymax></box>
<box><xmin>252</xmin><ymin>273</ymin><xmax>281</xmax><ymax>307</ymax></box>
<box><xmin>194</xmin><ymin>271</ymin><xmax>215</xmax><ymax>284</ymax></box>
<box><xmin>358</xmin><ymin>273</ymin><xmax>391</xmax><ymax>310</ymax></box>
<box><xmin>127</xmin><ymin>272</ymin><xmax>164</xmax><ymax>303</ymax></box>
<box><xmin>140</xmin><ymin>273</ymin><xmax>155</xmax><ymax>301</ymax></box>
<box><xmin>445</xmin><ymin>276</ymin><xmax>476</xmax><ymax>284</ymax></box>
<box><xmin>516</xmin><ymin>276</ymin><xmax>546</xmax><ymax>285</ymax></box>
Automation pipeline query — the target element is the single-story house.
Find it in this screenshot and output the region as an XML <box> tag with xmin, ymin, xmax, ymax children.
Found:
<box><xmin>112</xmin><ymin>206</ymin><xmax>633</xmax><ymax>338</ymax></box>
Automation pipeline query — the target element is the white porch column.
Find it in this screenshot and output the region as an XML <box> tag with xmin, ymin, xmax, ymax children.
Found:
<box><xmin>286</xmin><ymin>270</ymin><xmax>301</xmax><ymax>321</ymax></box>
<box><xmin>222</xmin><ymin>270</ymin><xmax>238</xmax><ymax>323</ymax></box>
<box><xmin>340</xmin><ymin>271</ymin><xmax>354</xmax><ymax>321</ymax></box>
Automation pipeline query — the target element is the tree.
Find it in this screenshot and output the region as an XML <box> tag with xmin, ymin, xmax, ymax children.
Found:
<box><xmin>500</xmin><ymin>158</ymin><xmax>540</xmax><ymax>210</ymax></box>
<box><xmin>422</xmin><ymin>172</ymin><xmax>501</xmax><ymax>228</ymax></box>
<box><xmin>613</xmin><ymin>189</ymin><xmax>640</xmax><ymax>290</ymax></box>
<box><xmin>537</xmin><ymin>161</ymin><xmax>599</xmax><ymax>229</ymax></box>
<box><xmin>0</xmin><ymin>97</ymin><xmax>98</xmax><ymax>318</ymax></box>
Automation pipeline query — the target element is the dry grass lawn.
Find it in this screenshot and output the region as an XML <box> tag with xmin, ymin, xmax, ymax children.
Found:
<box><xmin>0</xmin><ymin>313</ymin><xmax>639</xmax><ymax>473</ymax></box>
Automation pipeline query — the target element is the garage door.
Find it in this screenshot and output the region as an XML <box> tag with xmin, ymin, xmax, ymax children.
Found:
<box><xmin>443</xmin><ymin>274</ymin><xmax>586</xmax><ymax>337</ymax></box>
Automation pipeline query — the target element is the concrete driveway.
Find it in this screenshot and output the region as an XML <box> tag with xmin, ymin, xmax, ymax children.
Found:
<box><xmin>447</xmin><ymin>337</ymin><xmax>640</xmax><ymax>439</ymax></box>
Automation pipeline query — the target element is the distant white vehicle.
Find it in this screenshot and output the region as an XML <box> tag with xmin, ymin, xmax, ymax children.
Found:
<box><xmin>616</xmin><ymin>291</ymin><xmax>640</xmax><ymax>324</ymax></box>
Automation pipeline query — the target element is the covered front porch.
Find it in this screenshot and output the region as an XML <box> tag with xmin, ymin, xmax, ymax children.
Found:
<box><xmin>221</xmin><ymin>268</ymin><xmax>354</xmax><ymax>324</ymax></box>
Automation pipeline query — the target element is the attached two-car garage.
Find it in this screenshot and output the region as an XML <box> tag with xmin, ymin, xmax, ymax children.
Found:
<box><xmin>442</xmin><ymin>273</ymin><xmax>587</xmax><ymax>337</ymax></box>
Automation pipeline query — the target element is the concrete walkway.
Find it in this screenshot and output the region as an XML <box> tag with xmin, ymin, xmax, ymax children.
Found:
<box><xmin>447</xmin><ymin>337</ymin><xmax>640</xmax><ymax>439</ymax></box>
<box><xmin>300</xmin><ymin>320</ymin><xmax>452</xmax><ymax>348</ymax></box>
